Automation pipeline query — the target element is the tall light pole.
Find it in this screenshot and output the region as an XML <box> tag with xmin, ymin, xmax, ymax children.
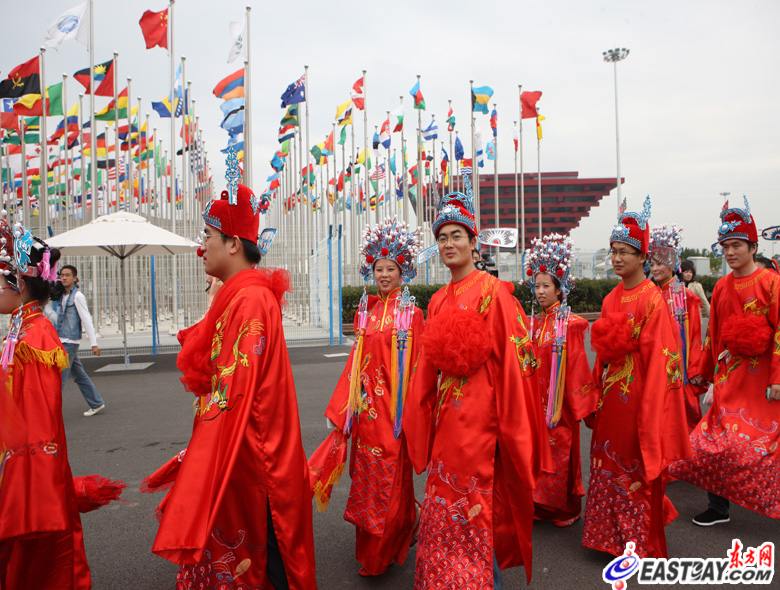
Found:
<box><xmin>603</xmin><ymin>47</ymin><xmax>629</xmax><ymax>214</ymax></box>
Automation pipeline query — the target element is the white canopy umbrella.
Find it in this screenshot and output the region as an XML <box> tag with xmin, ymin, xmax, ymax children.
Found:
<box><xmin>47</xmin><ymin>211</ymin><xmax>198</xmax><ymax>366</ymax></box>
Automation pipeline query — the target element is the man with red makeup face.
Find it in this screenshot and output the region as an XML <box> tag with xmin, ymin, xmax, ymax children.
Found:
<box><xmin>404</xmin><ymin>171</ymin><xmax>549</xmax><ymax>588</ymax></box>
<box><xmin>143</xmin><ymin>175</ymin><xmax>317</xmax><ymax>590</ymax></box>
<box><xmin>670</xmin><ymin>197</ymin><xmax>780</xmax><ymax>526</ymax></box>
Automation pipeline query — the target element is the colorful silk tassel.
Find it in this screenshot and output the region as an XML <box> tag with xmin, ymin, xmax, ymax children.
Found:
<box><xmin>671</xmin><ymin>281</ymin><xmax>690</xmax><ymax>383</ymax></box>
<box><xmin>391</xmin><ymin>287</ymin><xmax>415</xmax><ymax>438</ymax></box>
<box><xmin>345</xmin><ymin>289</ymin><xmax>370</xmax><ymax>435</ymax></box>
<box><xmin>0</xmin><ymin>310</ymin><xmax>22</xmax><ymax>370</ymax></box>
<box><xmin>546</xmin><ymin>304</ymin><xmax>570</xmax><ymax>428</ymax></box>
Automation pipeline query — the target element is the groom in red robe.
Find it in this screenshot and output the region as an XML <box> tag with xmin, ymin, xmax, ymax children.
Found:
<box><xmin>143</xmin><ymin>182</ymin><xmax>317</xmax><ymax>589</ymax></box>
<box><xmin>404</xmin><ymin>176</ymin><xmax>550</xmax><ymax>588</ymax></box>
<box><xmin>584</xmin><ymin>197</ymin><xmax>690</xmax><ymax>558</ymax></box>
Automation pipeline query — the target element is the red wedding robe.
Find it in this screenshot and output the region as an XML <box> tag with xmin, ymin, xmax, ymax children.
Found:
<box><xmin>144</xmin><ymin>269</ymin><xmax>317</xmax><ymax>589</ymax></box>
<box><xmin>322</xmin><ymin>288</ymin><xmax>423</xmax><ymax>575</ymax></box>
<box><xmin>658</xmin><ymin>278</ymin><xmax>706</xmax><ymax>432</ymax></box>
<box><xmin>0</xmin><ymin>302</ymin><xmax>90</xmax><ymax>590</ymax></box>
<box><xmin>670</xmin><ymin>267</ymin><xmax>780</xmax><ymax>518</ymax></box>
<box><xmin>583</xmin><ymin>280</ymin><xmax>691</xmax><ymax>558</ymax></box>
<box><xmin>532</xmin><ymin>303</ymin><xmax>598</xmax><ymax>525</ymax></box>
<box><xmin>404</xmin><ymin>270</ymin><xmax>549</xmax><ymax>588</ymax></box>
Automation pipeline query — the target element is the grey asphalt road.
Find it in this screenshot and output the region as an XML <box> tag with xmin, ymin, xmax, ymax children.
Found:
<box><xmin>64</xmin><ymin>342</ymin><xmax>777</xmax><ymax>590</ymax></box>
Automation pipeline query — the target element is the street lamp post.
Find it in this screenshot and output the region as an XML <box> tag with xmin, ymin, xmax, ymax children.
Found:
<box><xmin>603</xmin><ymin>47</ymin><xmax>629</xmax><ymax>214</ymax></box>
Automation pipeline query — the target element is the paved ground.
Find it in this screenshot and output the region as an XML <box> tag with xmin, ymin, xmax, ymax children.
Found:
<box><xmin>63</xmin><ymin>343</ymin><xmax>777</xmax><ymax>589</ymax></box>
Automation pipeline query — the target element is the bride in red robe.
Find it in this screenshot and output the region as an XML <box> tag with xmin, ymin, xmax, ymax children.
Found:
<box><xmin>0</xmin><ymin>222</ymin><xmax>123</xmax><ymax>590</ymax></box>
<box><xmin>526</xmin><ymin>234</ymin><xmax>597</xmax><ymax>526</ymax></box>
<box><xmin>143</xmin><ymin>183</ymin><xmax>316</xmax><ymax>589</ymax></box>
<box><xmin>404</xmin><ymin>182</ymin><xmax>550</xmax><ymax>588</ymax></box>
<box><xmin>670</xmin><ymin>199</ymin><xmax>780</xmax><ymax>523</ymax></box>
<box><xmin>310</xmin><ymin>218</ymin><xmax>424</xmax><ymax>577</ymax></box>
<box><xmin>584</xmin><ymin>197</ymin><xmax>690</xmax><ymax>559</ymax></box>
<box><xmin>649</xmin><ymin>225</ymin><xmax>706</xmax><ymax>432</ymax></box>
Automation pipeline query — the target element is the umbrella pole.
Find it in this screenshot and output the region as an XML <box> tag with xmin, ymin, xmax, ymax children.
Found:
<box><xmin>121</xmin><ymin>256</ymin><xmax>129</xmax><ymax>366</ymax></box>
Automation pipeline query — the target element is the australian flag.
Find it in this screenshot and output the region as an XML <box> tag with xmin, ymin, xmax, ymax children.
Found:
<box><xmin>280</xmin><ymin>75</ymin><xmax>306</xmax><ymax>107</ymax></box>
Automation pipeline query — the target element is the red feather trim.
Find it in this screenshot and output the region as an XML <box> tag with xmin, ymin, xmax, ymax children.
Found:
<box><xmin>591</xmin><ymin>312</ymin><xmax>640</xmax><ymax>363</ymax></box>
<box><xmin>73</xmin><ymin>474</ymin><xmax>126</xmax><ymax>513</ymax></box>
<box><xmin>422</xmin><ymin>308</ymin><xmax>493</xmax><ymax>377</ymax></box>
<box><xmin>721</xmin><ymin>314</ymin><xmax>772</xmax><ymax>357</ymax></box>
<box><xmin>177</xmin><ymin>268</ymin><xmax>291</xmax><ymax>396</ymax></box>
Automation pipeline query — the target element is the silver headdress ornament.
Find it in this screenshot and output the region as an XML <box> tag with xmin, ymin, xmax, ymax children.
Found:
<box><xmin>225</xmin><ymin>144</ymin><xmax>240</xmax><ymax>205</ymax></box>
<box><xmin>650</xmin><ymin>225</ymin><xmax>683</xmax><ymax>271</ymax></box>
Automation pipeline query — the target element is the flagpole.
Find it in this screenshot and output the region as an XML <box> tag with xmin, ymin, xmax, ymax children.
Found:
<box><xmin>169</xmin><ymin>0</ymin><xmax>178</xmax><ymax>332</ymax></box>
<box><xmin>39</xmin><ymin>47</ymin><xmax>48</xmax><ymax>236</ymax></box>
<box><xmin>537</xmin><ymin>113</ymin><xmax>542</xmax><ymax>238</ymax></box>
<box><xmin>493</xmin><ymin>103</ymin><xmax>499</xmax><ymax>230</ymax></box>
<box><xmin>448</xmin><ymin>99</ymin><xmax>453</xmax><ymax>196</ymax></box>
<box><xmin>21</xmin><ymin>119</ymin><xmax>29</xmax><ymax>224</ymax></box>
<box><xmin>469</xmin><ymin>80</ymin><xmax>479</xmax><ymax>227</ymax></box>
<box><xmin>78</xmin><ymin>94</ymin><xmax>85</xmax><ymax>222</ymax></box>
<box><xmin>303</xmin><ymin>65</ymin><xmax>312</xmax><ymax>322</ymax></box>
<box><xmin>454</xmin><ymin>130</ymin><xmax>460</xmax><ymax>193</ymax></box>
<box><xmin>350</xmin><ymin>110</ymin><xmax>357</xmax><ymax>281</ymax></box>
<box><xmin>243</xmin><ymin>5</ymin><xmax>252</xmax><ymax>186</ymax></box>
<box><xmin>431</xmin><ymin>117</ymin><xmax>437</xmax><ymax>215</ymax></box>
<box><xmin>399</xmin><ymin>95</ymin><xmax>408</xmax><ymax>224</ymax></box>
<box><xmin>62</xmin><ymin>73</ymin><xmax>70</xmax><ymax>231</ymax></box>
<box><xmin>518</xmin><ymin>84</ymin><xmax>525</xmax><ymax>255</ymax></box>
<box><xmin>127</xmin><ymin>76</ymin><xmax>133</xmax><ymax>212</ymax></box>
<box><xmin>415</xmin><ymin>75</ymin><xmax>422</xmax><ymax>229</ymax></box>
<box><xmin>110</xmin><ymin>52</ymin><xmax>118</xmax><ymax>212</ymax></box>
<box><xmin>180</xmin><ymin>57</ymin><xmax>186</xmax><ymax>220</ymax></box>
<box><xmin>146</xmin><ymin>116</ymin><xmax>152</xmax><ymax>217</ymax></box>
<box><xmin>513</xmin><ymin>119</ymin><xmax>519</xmax><ymax>269</ymax></box>
<box><xmin>385</xmin><ymin>109</ymin><xmax>391</xmax><ymax>218</ymax></box>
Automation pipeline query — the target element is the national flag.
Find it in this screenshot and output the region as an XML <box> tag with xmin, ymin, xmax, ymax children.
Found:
<box><xmin>44</xmin><ymin>3</ymin><xmax>88</xmax><ymax>49</ymax></box>
<box><xmin>446</xmin><ymin>106</ymin><xmax>455</xmax><ymax>132</ymax></box>
<box><xmin>73</xmin><ymin>59</ymin><xmax>115</xmax><ymax>96</ymax></box>
<box><xmin>372</xmin><ymin>129</ymin><xmax>380</xmax><ymax>150</ymax></box>
<box><xmin>278</xmin><ymin>124</ymin><xmax>295</xmax><ymax>143</ymax></box>
<box><xmin>151</xmin><ymin>97</ymin><xmax>178</xmax><ymax>118</ymax></box>
<box><xmin>454</xmin><ymin>135</ymin><xmax>464</xmax><ymax>161</ymax></box>
<box><xmin>389</xmin><ymin>152</ymin><xmax>397</xmax><ymax>175</ymax></box>
<box><xmin>227</xmin><ymin>20</ymin><xmax>245</xmax><ymax>63</ymax></box>
<box><xmin>270</xmin><ymin>152</ymin><xmax>284</xmax><ymax>171</ymax></box>
<box><xmin>521</xmin><ymin>90</ymin><xmax>543</xmax><ymax>119</ymax></box>
<box><xmin>280</xmin><ymin>104</ymin><xmax>299</xmax><ymax>127</ymax></box>
<box><xmin>95</xmin><ymin>88</ymin><xmax>129</xmax><ymax>121</ymax></box>
<box><xmin>391</xmin><ymin>106</ymin><xmax>403</xmax><ymax>133</ymax></box>
<box><xmin>441</xmin><ymin>148</ymin><xmax>450</xmax><ymax>188</ymax></box>
<box><xmin>422</xmin><ymin>117</ymin><xmax>438</xmax><ymax>141</ymax></box>
<box><xmin>139</xmin><ymin>7</ymin><xmax>168</xmax><ymax>50</ymax></box>
<box><xmin>351</xmin><ymin>76</ymin><xmax>365</xmax><ymax>110</ymax></box>
<box><xmin>380</xmin><ymin>118</ymin><xmax>391</xmax><ymax>149</ymax></box>
<box><xmin>0</xmin><ymin>99</ymin><xmax>19</xmax><ymax>132</ymax></box>
<box><xmin>280</xmin><ymin>75</ymin><xmax>305</xmax><ymax>107</ymax></box>
<box><xmin>0</xmin><ymin>57</ymin><xmax>40</xmax><ymax>99</ymax></box>
<box><xmin>409</xmin><ymin>80</ymin><xmax>425</xmax><ymax>110</ymax></box>
<box><xmin>337</xmin><ymin>125</ymin><xmax>347</xmax><ymax>146</ymax></box>
<box><xmin>471</xmin><ymin>85</ymin><xmax>493</xmax><ymax>114</ymax></box>
<box><xmin>370</xmin><ymin>163</ymin><xmax>385</xmax><ymax>181</ymax></box>
<box><xmin>513</xmin><ymin>123</ymin><xmax>519</xmax><ymax>152</ymax></box>
<box><xmin>221</xmin><ymin>104</ymin><xmax>245</xmax><ymax>135</ymax></box>
<box><xmin>355</xmin><ymin>148</ymin><xmax>366</xmax><ymax>165</ymax></box>
<box><xmin>335</xmin><ymin>99</ymin><xmax>352</xmax><ymax>126</ymax></box>
<box><xmin>323</xmin><ymin>130</ymin><xmax>335</xmax><ymax>154</ymax></box>
<box><xmin>475</xmin><ymin>133</ymin><xmax>484</xmax><ymax>168</ymax></box>
<box><xmin>486</xmin><ymin>140</ymin><xmax>496</xmax><ymax>161</ymax></box>
<box><xmin>536</xmin><ymin>115</ymin><xmax>545</xmax><ymax>141</ymax></box>
<box><xmin>14</xmin><ymin>81</ymin><xmax>64</xmax><ymax>117</ymax></box>
<box><xmin>490</xmin><ymin>107</ymin><xmax>497</xmax><ymax>137</ymax></box>
<box><xmin>213</xmin><ymin>68</ymin><xmax>244</xmax><ymax>99</ymax></box>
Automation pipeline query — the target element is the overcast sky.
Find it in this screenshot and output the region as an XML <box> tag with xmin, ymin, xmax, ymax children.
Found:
<box><xmin>3</xmin><ymin>0</ymin><xmax>779</xmax><ymax>253</ymax></box>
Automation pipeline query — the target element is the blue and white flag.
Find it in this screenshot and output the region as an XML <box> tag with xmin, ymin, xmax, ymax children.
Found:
<box><xmin>422</xmin><ymin>117</ymin><xmax>438</xmax><ymax>141</ymax></box>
